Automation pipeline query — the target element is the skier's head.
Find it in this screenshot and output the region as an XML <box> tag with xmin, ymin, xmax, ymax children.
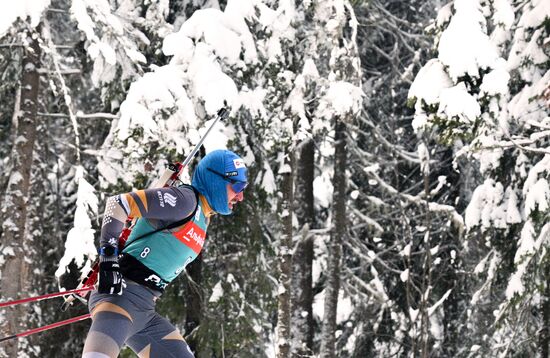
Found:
<box><xmin>192</xmin><ymin>149</ymin><xmax>248</xmax><ymax>215</ymax></box>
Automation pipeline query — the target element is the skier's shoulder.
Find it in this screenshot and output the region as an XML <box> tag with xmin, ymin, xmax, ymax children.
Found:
<box><xmin>159</xmin><ymin>185</ymin><xmax>199</xmax><ymax>216</ymax></box>
<box><xmin>171</xmin><ymin>184</ymin><xmax>199</xmax><ymax>205</ymax></box>
<box><xmin>139</xmin><ymin>185</ymin><xmax>199</xmax><ymax>227</ymax></box>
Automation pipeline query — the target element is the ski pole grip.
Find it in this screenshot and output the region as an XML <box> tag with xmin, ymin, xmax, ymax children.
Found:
<box><xmin>217</xmin><ymin>107</ymin><xmax>229</xmax><ymax>120</ymax></box>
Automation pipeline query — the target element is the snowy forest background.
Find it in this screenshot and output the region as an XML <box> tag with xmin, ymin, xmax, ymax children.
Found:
<box><xmin>0</xmin><ymin>0</ymin><xmax>548</xmax><ymax>357</ymax></box>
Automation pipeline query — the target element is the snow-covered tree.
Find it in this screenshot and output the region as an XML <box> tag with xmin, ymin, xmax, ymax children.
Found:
<box><xmin>342</xmin><ymin>1</ymin><xmax>477</xmax><ymax>356</ymax></box>
<box><xmin>0</xmin><ymin>1</ymin><xmax>171</xmax><ymax>356</ymax></box>
<box><xmin>410</xmin><ymin>0</ymin><xmax>550</xmax><ymax>356</ymax></box>
<box><xmin>0</xmin><ymin>20</ymin><xmax>42</xmax><ymax>358</ymax></box>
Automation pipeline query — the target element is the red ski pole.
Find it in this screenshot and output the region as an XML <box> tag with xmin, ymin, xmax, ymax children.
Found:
<box><xmin>0</xmin><ymin>314</ymin><xmax>91</xmax><ymax>343</ymax></box>
<box><xmin>0</xmin><ymin>287</ymin><xmax>94</xmax><ymax>309</ymax></box>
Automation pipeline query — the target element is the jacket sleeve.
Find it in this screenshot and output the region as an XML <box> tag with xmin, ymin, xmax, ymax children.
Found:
<box><xmin>99</xmin><ymin>186</ymin><xmax>198</xmax><ymax>252</ymax></box>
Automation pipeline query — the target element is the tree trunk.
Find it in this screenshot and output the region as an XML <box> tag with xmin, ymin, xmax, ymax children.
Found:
<box><xmin>320</xmin><ymin>118</ymin><xmax>347</xmax><ymax>357</ymax></box>
<box><xmin>420</xmin><ymin>152</ymin><xmax>432</xmax><ymax>358</ymax></box>
<box><xmin>291</xmin><ymin>137</ymin><xmax>315</xmax><ymax>356</ymax></box>
<box><xmin>184</xmin><ymin>253</ymin><xmax>203</xmax><ymax>353</ymax></box>
<box><xmin>277</xmin><ymin>153</ymin><xmax>294</xmax><ymax>358</ymax></box>
<box><xmin>540</xmin><ymin>261</ymin><xmax>550</xmax><ymax>358</ymax></box>
<box><xmin>0</xmin><ymin>28</ymin><xmax>41</xmax><ymax>358</ymax></box>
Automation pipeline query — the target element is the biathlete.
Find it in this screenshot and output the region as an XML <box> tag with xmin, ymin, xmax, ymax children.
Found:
<box><xmin>82</xmin><ymin>149</ymin><xmax>248</xmax><ymax>358</ymax></box>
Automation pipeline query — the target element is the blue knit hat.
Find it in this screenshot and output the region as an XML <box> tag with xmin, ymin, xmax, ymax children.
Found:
<box><xmin>192</xmin><ymin>149</ymin><xmax>248</xmax><ymax>215</ymax></box>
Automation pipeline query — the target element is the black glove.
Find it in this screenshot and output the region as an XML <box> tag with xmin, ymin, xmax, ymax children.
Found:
<box><xmin>98</xmin><ymin>247</ymin><xmax>125</xmax><ymax>295</ymax></box>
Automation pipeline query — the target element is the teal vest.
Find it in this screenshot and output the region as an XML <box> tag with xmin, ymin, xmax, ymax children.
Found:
<box><xmin>122</xmin><ymin>199</ymin><xmax>209</xmax><ymax>284</ymax></box>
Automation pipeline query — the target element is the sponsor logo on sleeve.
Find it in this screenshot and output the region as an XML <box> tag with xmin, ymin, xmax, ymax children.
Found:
<box><xmin>157</xmin><ymin>191</ymin><xmax>164</xmax><ymax>207</ymax></box>
<box><xmin>163</xmin><ymin>193</ymin><xmax>177</xmax><ymax>207</ymax></box>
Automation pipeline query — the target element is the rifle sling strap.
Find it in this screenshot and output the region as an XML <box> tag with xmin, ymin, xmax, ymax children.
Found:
<box><xmin>125</xmin><ymin>185</ymin><xmax>200</xmax><ymax>246</ymax></box>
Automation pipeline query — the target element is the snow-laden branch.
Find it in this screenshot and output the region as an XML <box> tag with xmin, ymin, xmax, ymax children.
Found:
<box><xmin>0</xmin><ymin>0</ymin><xmax>50</xmax><ymax>39</ymax></box>
<box><xmin>365</xmin><ymin>169</ymin><xmax>465</xmax><ymax>232</ymax></box>
<box><xmin>469</xmin><ymin>134</ymin><xmax>550</xmax><ymax>156</ymax></box>
<box><xmin>347</xmin><ymin>269</ymin><xmax>389</xmax><ymax>304</ymax></box>
<box><xmin>44</xmin><ymin>20</ymin><xmax>81</xmax><ymax>162</ymax></box>
<box><xmin>427</xmin><ymin>289</ymin><xmax>452</xmax><ymax>316</ymax></box>
<box><xmin>344</xmin><ymin>240</ymin><xmax>402</xmax><ymax>276</ymax></box>
<box><xmin>349</xmin><ymin>118</ymin><xmax>426</xmax><ymax>165</ymax></box>
<box><xmin>55</xmin><ymin>166</ymin><xmax>98</xmax><ymax>281</ymax></box>
<box><xmin>38</xmin><ymin>112</ymin><xmax>117</xmax><ymax>120</ymax></box>
<box><xmin>350</xmin><ymin>206</ymin><xmax>384</xmax><ymax>233</ymax></box>
<box><xmin>37</xmin><ymin>68</ymin><xmax>81</xmax><ymax>74</ymax></box>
